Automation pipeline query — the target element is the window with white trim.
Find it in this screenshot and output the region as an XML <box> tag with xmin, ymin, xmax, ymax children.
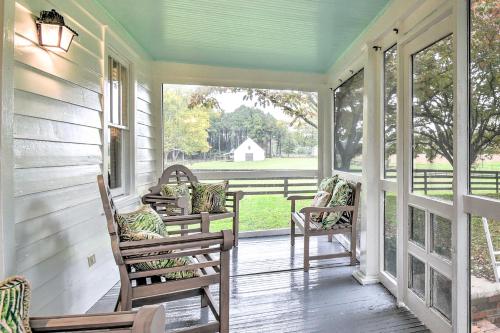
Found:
<box><xmin>107</xmin><ymin>55</ymin><xmax>129</xmax><ymax>194</ymax></box>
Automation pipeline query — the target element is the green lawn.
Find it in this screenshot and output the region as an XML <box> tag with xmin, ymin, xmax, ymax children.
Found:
<box><xmin>209</xmin><ymin>195</ymin><xmax>310</xmax><ymax>232</ymax></box>
<box><xmin>188</xmin><ymin>157</ymin><xmax>318</xmax><ymax>170</ymax></box>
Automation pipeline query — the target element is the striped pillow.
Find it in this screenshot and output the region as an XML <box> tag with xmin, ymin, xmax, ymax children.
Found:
<box><xmin>192</xmin><ymin>181</ymin><xmax>228</xmax><ymax>214</ymax></box>
<box><xmin>0</xmin><ymin>276</ymin><xmax>31</xmax><ymax>333</ymax></box>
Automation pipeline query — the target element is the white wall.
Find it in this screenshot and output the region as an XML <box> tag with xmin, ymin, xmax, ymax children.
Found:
<box><xmin>11</xmin><ymin>0</ymin><xmax>157</xmax><ymax>314</ymax></box>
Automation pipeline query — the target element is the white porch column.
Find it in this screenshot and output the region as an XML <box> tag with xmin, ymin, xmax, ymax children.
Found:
<box><xmin>0</xmin><ymin>0</ymin><xmax>15</xmax><ymax>279</ymax></box>
<box><xmin>352</xmin><ymin>46</ymin><xmax>381</xmax><ymax>285</ymax></box>
<box><xmin>318</xmin><ymin>86</ymin><xmax>333</xmax><ymax>179</ymax></box>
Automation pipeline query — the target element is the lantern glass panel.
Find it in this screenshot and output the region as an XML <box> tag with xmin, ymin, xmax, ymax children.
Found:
<box><xmin>40</xmin><ymin>23</ymin><xmax>60</xmax><ymax>47</ymax></box>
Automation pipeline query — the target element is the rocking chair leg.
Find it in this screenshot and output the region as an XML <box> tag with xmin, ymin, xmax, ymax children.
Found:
<box><xmin>304</xmin><ymin>234</ymin><xmax>310</xmax><ymax>272</ymax></box>
<box><xmin>201</xmin><ymin>293</ymin><xmax>208</xmax><ymax>308</ymax></box>
<box><xmin>350</xmin><ymin>229</ymin><xmax>357</xmax><ymax>266</ymax></box>
<box><xmin>291</xmin><ymin>219</ymin><xmax>295</xmax><ymax>246</ymax></box>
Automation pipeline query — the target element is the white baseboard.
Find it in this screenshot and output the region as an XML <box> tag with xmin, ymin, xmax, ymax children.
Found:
<box><xmin>352</xmin><ymin>269</ymin><xmax>380</xmax><ymax>285</ymax></box>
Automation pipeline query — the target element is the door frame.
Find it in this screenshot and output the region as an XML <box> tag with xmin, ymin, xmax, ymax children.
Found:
<box><xmin>398</xmin><ymin>12</ymin><xmax>454</xmax><ymax>333</ymax></box>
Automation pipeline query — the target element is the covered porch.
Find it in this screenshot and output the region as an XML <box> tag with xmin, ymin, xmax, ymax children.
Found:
<box><xmin>0</xmin><ymin>0</ymin><xmax>498</xmax><ymax>333</ymax></box>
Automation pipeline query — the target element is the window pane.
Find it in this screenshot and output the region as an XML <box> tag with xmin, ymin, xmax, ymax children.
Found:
<box><xmin>409</xmin><ymin>206</ymin><xmax>425</xmax><ymax>247</ymax></box>
<box><xmin>384</xmin><ymin>45</ymin><xmax>398</xmax><ymax>178</ymax></box>
<box><xmin>120</xmin><ymin>64</ymin><xmax>128</xmax><ymax>126</ymax></box>
<box><xmin>409</xmin><ymin>255</ymin><xmax>425</xmax><ymax>299</ymax></box>
<box><xmin>384</xmin><ymin>191</ymin><xmax>397</xmax><ymax>278</ymax></box>
<box><xmin>108</xmin><ymin>127</ymin><xmax>122</xmax><ymax>189</ymax></box>
<box><xmin>431</xmin><ymin>269</ymin><xmax>452</xmax><ymax>321</ymax></box>
<box><xmin>470</xmin><ymin>216</ymin><xmax>500</xmax><ymax>331</ymax></box>
<box><xmin>334</xmin><ymin>69</ymin><xmax>364</xmax><ymax>173</ymax></box>
<box><xmin>469</xmin><ymin>0</ymin><xmax>500</xmax><ymax>200</ymax></box>
<box><xmin>411</xmin><ymin>35</ymin><xmax>454</xmax><ymax>201</ymax></box>
<box><xmin>110</xmin><ymin>58</ymin><xmax>120</xmax><ymax>124</ymax></box>
<box><xmin>431</xmin><ymin>214</ymin><xmax>452</xmax><ymax>260</ymax></box>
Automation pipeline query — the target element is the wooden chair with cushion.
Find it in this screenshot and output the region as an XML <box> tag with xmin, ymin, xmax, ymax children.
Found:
<box><xmin>0</xmin><ymin>276</ymin><xmax>165</xmax><ymax>333</ymax></box>
<box><xmin>98</xmin><ymin>175</ymin><xmax>233</xmax><ymax>333</ymax></box>
<box><xmin>142</xmin><ymin>164</ymin><xmax>243</xmax><ymax>246</ymax></box>
<box><xmin>288</xmin><ymin>178</ymin><xmax>361</xmax><ymax>272</ymax></box>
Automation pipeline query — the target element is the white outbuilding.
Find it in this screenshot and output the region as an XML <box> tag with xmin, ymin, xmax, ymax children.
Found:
<box><xmin>233</xmin><ymin>138</ymin><xmax>266</xmax><ymax>162</ymax></box>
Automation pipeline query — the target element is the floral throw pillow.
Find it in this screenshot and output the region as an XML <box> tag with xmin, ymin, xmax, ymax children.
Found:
<box><xmin>310</xmin><ymin>191</ymin><xmax>331</xmax><ymax>222</ymax></box>
<box><xmin>318</xmin><ymin>175</ymin><xmax>339</xmax><ymax>193</ymax></box>
<box><xmin>160</xmin><ymin>183</ymin><xmax>192</xmax><ymax>215</ymax></box>
<box><xmin>115</xmin><ymin>205</ymin><xmax>167</xmax><ymax>240</ymax></box>
<box><xmin>192</xmin><ymin>181</ymin><xmax>228</xmax><ymax>214</ymax></box>
<box><xmin>126</xmin><ymin>231</ymin><xmax>199</xmax><ymax>280</ymax></box>
<box><xmin>0</xmin><ymin>276</ymin><xmax>31</xmax><ymax>333</ymax></box>
<box><xmin>322</xmin><ymin>179</ymin><xmax>353</xmax><ymax>229</ymax></box>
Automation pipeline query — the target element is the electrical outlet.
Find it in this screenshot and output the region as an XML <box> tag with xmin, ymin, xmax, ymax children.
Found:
<box><xmin>87</xmin><ymin>254</ymin><xmax>96</xmax><ymax>267</ymax></box>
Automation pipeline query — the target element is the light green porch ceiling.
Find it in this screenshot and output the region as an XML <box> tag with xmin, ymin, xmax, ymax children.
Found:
<box><xmin>96</xmin><ymin>0</ymin><xmax>389</xmax><ymax>73</ymax></box>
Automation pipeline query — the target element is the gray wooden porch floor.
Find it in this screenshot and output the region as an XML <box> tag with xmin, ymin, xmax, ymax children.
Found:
<box><xmin>89</xmin><ymin>235</ymin><xmax>429</xmax><ymax>333</ymax></box>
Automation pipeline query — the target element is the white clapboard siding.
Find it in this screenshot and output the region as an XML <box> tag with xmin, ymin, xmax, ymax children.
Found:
<box><xmin>14</xmin><ymin>35</ymin><xmax>101</xmax><ymax>93</ymax></box>
<box><xmin>16</xmin><ymin>215</ymin><xmax>106</xmax><ymax>272</ymax></box>
<box><xmin>13</xmin><ymin>0</ymin><xmax>156</xmax><ymax>316</ymax></box>
<box><xmin>14</xmin><ymin>90</ymin><xmax>102</xmax><ymax>128</ymax></box>
<box><xmin>14</xmin><ymin>115</ymin><xmax>102</xmax><ymax>145</ymax></box>
<box><xmin>15</xmin><ymin>198</ymin><xmax>102</xmax><ymax>248</ymax></box>
<box><xmin>136</xmin><ymin>135</ymin><xmax>155</xmax><ymax>150</ymax></box>
<box><xmin>15</xmin><ymin>63</ymin><xmax>102</xmax><ymax>111</ymax></box>
<box><xmin>14</xmin><ymin>140</ymin><xmax>102</xmax><ymax>168</ymax></box>
<box><xmin>136</xmin><ymin>97</ymin><xmax>152</xmax><ymax>114</ymax></box>
<box><xmin>14</xmin><ymin>165</ymin><xmax>100</xmax><ymax>196</ymax></box>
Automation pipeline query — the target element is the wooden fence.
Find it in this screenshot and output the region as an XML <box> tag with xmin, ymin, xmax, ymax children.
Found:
<box><xmin>386</xmin><ymin>169</ymin><xmax>500</xmax><ymax>194</ymax></box>
<box><xmin>193</xmin><ymin>169</ymin><xmax>318</xmax><ymax>196</ymax></box>
<box><xmin>192</xmin><ymin>168</ymin><xmax>500</xmax><ymax>197</ymax></box>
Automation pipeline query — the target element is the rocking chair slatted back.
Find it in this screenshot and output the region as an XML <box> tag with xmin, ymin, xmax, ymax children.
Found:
<box><xmin>150</xmin><ymin>164</ymin><xmax>199</xmax><ymax>194</ymax></box>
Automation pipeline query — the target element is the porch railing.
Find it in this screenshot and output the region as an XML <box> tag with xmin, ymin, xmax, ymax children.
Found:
<box><xmin>192</xmin><ymin>169</ymin><xmax>318</xmax><ymax>197</ymax></box>
<box><xmin>386</xmin><ymin>169</ymin><xmax>500</xmax><ymax>194</ymax></box>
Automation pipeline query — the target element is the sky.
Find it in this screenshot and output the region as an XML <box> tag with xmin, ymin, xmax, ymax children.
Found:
<box><xmin>165</xmin><ymin>84</ymin><xmax>295</xmax><ymax>122</ymax></box>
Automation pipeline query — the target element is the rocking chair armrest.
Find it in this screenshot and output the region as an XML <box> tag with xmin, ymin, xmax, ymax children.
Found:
<box><xmin>29</xmin><ymin>306</ymin><xmax>164</xmax><ymax>332</ymax></box>
<box><xmin>299</xmin><ymin>205</ymin><xmax>355</xmax><ymax>215</ymax></box>
<box><xmin>287</xmin><ymin>195</ymin><xmax>315</xmax><ymax>201</ymax></box>
<box><xmin>226</xmin><ymin>190</ymin><xmax>244</xmax><ymax>200</ymax></box>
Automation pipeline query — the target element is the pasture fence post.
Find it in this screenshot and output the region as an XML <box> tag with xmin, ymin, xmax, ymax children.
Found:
<box><xmin>423</xmin><ymin>170</ymin><xmax>428</xmax><ymax>195</ymax></box>
<box><xmin>284</xmin><ymin>178</ymin><xmax>289</xmax><ymax>197</ymax></box>
<box><xmin>496</xmin><ymin>171</ymin><xmax>499</xmax><ymax>195</ymax></box>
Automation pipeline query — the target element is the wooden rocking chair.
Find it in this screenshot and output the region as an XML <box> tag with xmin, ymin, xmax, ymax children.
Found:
<box><xmin>288</xmin><ymin>181</ymin><xmax>361</xmax><ymax>272</ymax></box>
<box><xmin>98</xmin><ymin>175</ymin><xmax>233</xmax><ymax>333</ymax></box>
<box><xmin>30</xmin><ymin>305</ymin><xmax>164</xmax><ymax>332</ymax></box>
<box><xmin>142</xmin><ymin>164</ymin><xmax>243</xmax><ymax>246</ymax></box>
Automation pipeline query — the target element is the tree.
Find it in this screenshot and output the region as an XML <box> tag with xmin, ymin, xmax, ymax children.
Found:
<box><xmin>333</xmin><ymin>70</ymin><xmax>364</xmax><ymax>171</ymax></box>
<box><xmin>163</xmin><ymin>89</ymin><xmax>210</xmax><ymax>162</ymax></box>
<box><xmin>188</xmin><ymin>87</ymin><xmax>318</xmax><ymax>129</ymax></box>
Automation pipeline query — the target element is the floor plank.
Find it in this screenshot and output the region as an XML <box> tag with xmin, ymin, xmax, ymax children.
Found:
<box><xmin>89</xmin><ymin>235</ymin><xmax>428</xmax><ymax>332</ymax></box>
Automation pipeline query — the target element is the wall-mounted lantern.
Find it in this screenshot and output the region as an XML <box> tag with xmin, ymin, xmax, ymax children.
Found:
<box><xmin>36</xmin><ymin>9</ymin><xmax>78</xmax><ymax>52</ymax></box>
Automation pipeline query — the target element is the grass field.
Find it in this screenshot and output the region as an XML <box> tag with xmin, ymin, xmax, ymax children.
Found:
<box><xmin>188</xmin><ymin>157</ymin><xmax>318</xmax><ymax>170</ymax></box>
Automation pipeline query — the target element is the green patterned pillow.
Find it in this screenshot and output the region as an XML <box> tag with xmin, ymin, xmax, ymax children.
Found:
<box><xmin>115</xmin><ymin>205</ymin><xmax>167</xmax><ymax>240</ymax></box>
<box><xmin>126</xmin><ymin>231</ymin><xmax>199</xmax><ymax>280</ymax></box>
<box><xmin>322</xmin><ymin>179</ymin><xmax>353</xmax><ymax>229</ymax></box>
<box><xmin>318</xmin><ymin>175</ymin><xmax>339</xmax><ymax>193</ymax></box>
<box><xmin>0</xmin><ymin>276</ymin><xmax>31</xmax><ymax>333</ymax></box>
<box><xmin>192</xmin><ymin>181</ymin><xmax>228</xmax><ymax>214</ymax></box>
<box><xmin>160</xmin><ymin>183</ymin><xmax>192</xmax><ymax>215</ymax></box>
